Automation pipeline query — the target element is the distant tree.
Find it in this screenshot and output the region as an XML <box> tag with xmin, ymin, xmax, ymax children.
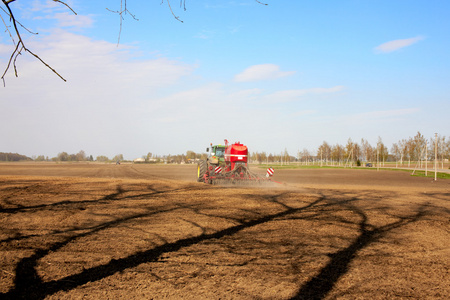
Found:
<box><xmin>113</xmin><ymin>154</ymin><xmax>124</xmax><ymax>162</ymax></box>
<box><xmin>429</xmin><ymin>134</ymin><xmax>448</xmax><ymax>169</ymax></box>
<box><xmin>186</xmin><ymin>151</ymin><xmax>196</xmax><ymax>160</ymax></box>
<box><xmin>344</xmin><ymin>138</ymin><xmax>356</xmax><ymax>166</ymax></box>
<box><xmin>146</xmin><ymin>152</ymin><xmax>153</xmax><ymax>161</ymax></box>
<box><xmin>360</xmin><ymin>138</ymin><xmax>372</xmax><ymax>163</ymax></box>
<box><xmin>353</xmin><ymin>143</ymin><xmax>361</xmax><ymax>163</ymax></box>
<box><xmin>252</xmin><ymin>151</ymin><xmax>268</xmax><ymax>164</ymax></box>
<box><xmin>317</xmin><ymin>141</ymin><xmax>331</xmax><ymax>165</ymax></box>
<box><xmin>376</xmin><ymin>137</ymin><xmax>389</xmax><ymax>166</ymax></box>
<box><xmin>76</xmin><ymin>150</ymin><xmax>87</xmax><ymax>161</ymax></box>
<box><xmin>254</xmin><ymin>152</ymin><xmax>261</xmax><ymax>164</ymax></box>
<box><xmin>261</xmin><ymin>152</ymin><xmax>267</xmax><ymax>164</ymax></box>
<box><xmin>445</xmin><ymin>138</ymin><xmax>450</xmax><ymax>169</ymax></box>
<box><xmin>0</xmin><ymin>152</ymin><xmax>31</xmax><ymax>161</ymax></box>
<box><xmin>282</xmin><ymin>148</ymin><xmax>289</xmax><ymax>165</ymax></box>
<box><xmin>35</xmin><ymin>155</ymin><xmax>46</xmax><ymax>161</ymax></box>
<box><xmin>412</xmin><ymin>132</ymin><xmax>426</xmax><ymax>162</ymax></box>
<box><xmin>376</xmin><ymin>137</ymin><xmax>382</xmax><ymax>165</ymax></box>
<box><xmin>57</xmin><ymin>152</ymin><xmax>69</xmax><ymax>161</ymax></box>
<box><xmin>445</xmin><ymin>137</ymin><xmax>450</xmax><ymax>163</ymax></box>
<box><xmin>390</xmin><ymin>143</ymin><xmax>400</xmax><ymax>166</ymax></box>
<box><xmin>331</xmin><ymin>144</ymin><xmax>344</xmax><ymax>165</ymax></box>
<box><xmin>301</xmin><ymin>148</ymin><xmax>311</xmax><ymax>165</ymax></box>
<box><xmin>96</xmin><ymin>155</ymin><xmax>109</xmax><ymax>162</ymax></box>
<box><xmin>398</xmin><ymin>139</ymin><xmax>408</xmax><ymax>166</ymax></box>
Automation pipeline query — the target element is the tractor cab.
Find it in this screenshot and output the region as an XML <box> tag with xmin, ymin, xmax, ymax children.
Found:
<box><xmin>206</xmin><ymin>144</ymin><xmax>226</xmax><ymax>165</ymax></box>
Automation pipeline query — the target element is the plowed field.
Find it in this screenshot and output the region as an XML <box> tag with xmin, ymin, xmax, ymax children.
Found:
<box><xmin>1</xmin><ymin>163</ymin><xmax>449</xmax><ymax>299</ymax></box>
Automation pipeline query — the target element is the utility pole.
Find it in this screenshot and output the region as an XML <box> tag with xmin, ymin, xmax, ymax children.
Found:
<box><xmin>320</xmin><ymin>149</ymin><xmax>323</xmax><ymax>167</ymax></box>
<box><xmin>425</xmin><ymin>140</ymin><xmax>428</xmax><ymax>177</ymax></box>
<box><xmin>434</xmin><ymin>133</ymin><xmax>438</xmax><ymax>181</ymax></box>
<box><xmin>377</xmin><ymin>146</ymin><xmax>379</xmax><ymax>172</ymax></box>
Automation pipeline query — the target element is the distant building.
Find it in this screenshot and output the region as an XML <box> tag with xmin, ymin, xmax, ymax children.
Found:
<box><xmin>133</xmin><ymin>158</ymin><xmax>145</xmax><ymax>163</ymax></box>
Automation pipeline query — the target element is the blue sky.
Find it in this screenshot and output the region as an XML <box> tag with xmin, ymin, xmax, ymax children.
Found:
<box><xmin>1</xmin><ymin>0</ymin><xmax>449</xmax><ymax>160</ymax></box>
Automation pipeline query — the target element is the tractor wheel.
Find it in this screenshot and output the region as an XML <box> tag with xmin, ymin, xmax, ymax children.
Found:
<box><xmin>197</xmin><ymin>160</ymin><xmax>207</xmax><ymax>182</ymax></box>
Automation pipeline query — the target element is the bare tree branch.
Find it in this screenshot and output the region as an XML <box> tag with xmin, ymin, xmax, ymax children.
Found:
<box><xmin>1</xmin><ymin>0</ymin><xmax>75</xmax><ymax>85</ymax></box>
<box><xmin>164</xmin><ymin>0</ymin><xmax>184</xmax><ymax>23</ymax></box>
<box><xmin>107</xmin><ymin>0</ymin><xmax>139</xmax><ymax>45</ymax></box>
<box><xmin>0</xmin><ymin>7</ymin><xmax>15</xmax><ymax>43</ymax></box>
<box><xmin>1</xmin><ymin>0</ymin><xmax>269</xmax><ymax>86</ymax></box>
<box><xmin>53</xmin><ymin>0</ymin><xmax>77</xmax><ymax>15</ymax></box>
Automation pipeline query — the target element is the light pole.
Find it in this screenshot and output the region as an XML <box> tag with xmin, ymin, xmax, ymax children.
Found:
<box><xmin>425</xmin><ymin>140</ymin><xmax>428</xmax><ymax>177</ymax></box>
<box><xmin>377</xmin><ymin>146</ymin><xmax>379</xmax><ymax>172</ymax></box>
<box><xmin>434</xmin><ymin>133</ymin><xmax>438</xmax><ymax>181</ymax></box>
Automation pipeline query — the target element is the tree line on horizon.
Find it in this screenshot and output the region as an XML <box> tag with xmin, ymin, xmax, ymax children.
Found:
<box><xmin>0</xmin><ymin>152</ymin><xmax>32</xmax><ymax>162</ymax></box>
<box><xmin>0</xmin><ymin>151</ymin><xmax>122</xmax><ymax>163</ymax></box>
<box><xmin>1</xmin><ymin>132</ymin><xmax>448</xmax><ymax>166</ymax></box>
<box><xmin>251</xmin><ymin>132</ymin><xmax>449</xmax><ymax>167</ymax></box>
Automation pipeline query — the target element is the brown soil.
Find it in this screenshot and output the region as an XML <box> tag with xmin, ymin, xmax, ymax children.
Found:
<box><xmin>0</xmin><ymin>163</ymin><xmax>449</xmax><ymax>299</ymax></box>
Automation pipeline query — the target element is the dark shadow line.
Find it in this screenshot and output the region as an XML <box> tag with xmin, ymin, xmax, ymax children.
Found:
<box><xmin>1</xmin><ymin>197</ymin><xmax>325</xmax><ymax>299</ymax></box>
<box><xmin>0</xmin><ymin>183</ymin><xmax>204</xmax><ymax>214</ymax></box>
<box><xmin>0</xmin><ymin>185</ymin><xmax>125</xmax><ymax>214</ymax></box>
<box><xmin>290</xmin><ymin>201</ymin><xmax>426</xmax><ymax>300</ymax></box>
<box><xmin>291</xmin><ymin>229</ymin><xmax>377</xmax><ymax>300</ymax></box>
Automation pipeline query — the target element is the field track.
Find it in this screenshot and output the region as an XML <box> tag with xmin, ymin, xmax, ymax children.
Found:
<box><xmin>1</xmin><ymin>163</ymin><xmax>449</xmax><ymax>299</ymax></box>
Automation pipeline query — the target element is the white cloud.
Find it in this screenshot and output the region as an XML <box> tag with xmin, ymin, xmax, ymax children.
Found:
<box><xmin>351</xmin><ymin>108</ymin><xmax>420</xmax><ymax>120</ymax></box>
<box><xmin>53</xmin><ymin>12</ymin><xmax>94</xmax><ymax>28</ymax></box>
<box><xmin>0</xmin><ymin>28</ymin><xmax>195</xmax><ymax>158</ymax></box>
<box><xmin>30</xmin><ymin>29</ymin><xmax>192</xmax><ymax>88</ymax></box>
<box><xmin>234</xmin><ymin>64</ymin><xmax>295</xmax><ymax>82</ymax></box>
<box><xmin>230</xmin><ymin>88</ymin><xmax>262</xmax><ymax>100</ymax></box>
<box><xmin>146</xmin><ymin>82</ymin><xmax>225</xmax><ymax>116</ymax></box>
<box><xmin>264</xmin><ymin>86</ymin><xmax>345</xmax><ymax>102</ymax></box>
<box><xmin>29</xmin><ymin>0</ymin><xmax>77</xmax><ymax>17</ymax></box>
<box><xmin>31</xmin><ymin>0</ymin><xmax>64</xmax><ymax>12</ymax></box>
<box><xmin>291</xmin><ymin>110</ymin><xmax>316</xmax><ymax>117</ymax></box>
<box><xmin>3</xmin><ymin>28</ymin><xmax>300</xmax><ymax>158</ymax></box>
<box><xmin>375</xmin><ymin>36</ymin><xmax>425</xmax><ymax>53</ymax></box>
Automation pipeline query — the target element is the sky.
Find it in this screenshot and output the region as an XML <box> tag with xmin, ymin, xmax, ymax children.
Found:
<box><xmin>1</xmin><ymin>0</ymin><xmax>449</xmax><ymax>160</ymax></box>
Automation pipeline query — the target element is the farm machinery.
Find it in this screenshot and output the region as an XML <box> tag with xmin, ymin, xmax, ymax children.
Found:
<box><xmin>197</xmin><ymin>140</ymin><xmax>275</xmax><ymax>185</ymax></box>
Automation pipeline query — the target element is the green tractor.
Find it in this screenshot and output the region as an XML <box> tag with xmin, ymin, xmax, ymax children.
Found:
<box><xmin>197</xmin><ymin>143</ymin><xmax>226</xmax><ymax>183</ymax></box>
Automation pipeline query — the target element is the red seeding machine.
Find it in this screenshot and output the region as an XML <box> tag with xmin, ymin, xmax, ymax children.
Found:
<box><xmin>197</xmin><ymin>140</ymin><xmax>275</xmax><ymax>185</ymax></box>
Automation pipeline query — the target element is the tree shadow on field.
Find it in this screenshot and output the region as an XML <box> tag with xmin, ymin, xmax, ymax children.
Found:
<box><xmin>1</xmin><ymin>187</ymin><xmax>323</xmax><ymax>299</ymax></box>
<box><xmin>0</xmin><ymin>181</ymin><xmax>200</xmax><ymax>215</ymax></box>
<box><xmin>0</xmin><ymin>181</ymin><xmax>436</xmax><ymax>300</ymax></box>
<box><xmin>290</xmin><ymin>191</ymin><xmax>428</xmax><ymax>300</ymax></box>
<box><xmin>421</xmin><ymin>192</ymin><xmax>450</xmax><ymax>203</ymax></box>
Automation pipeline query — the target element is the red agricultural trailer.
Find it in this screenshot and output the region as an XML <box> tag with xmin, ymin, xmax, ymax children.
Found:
<box><xmin>197</xmin><ymin>140</ymin><xmax>274</xmax><ymax>185</ymax></box>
